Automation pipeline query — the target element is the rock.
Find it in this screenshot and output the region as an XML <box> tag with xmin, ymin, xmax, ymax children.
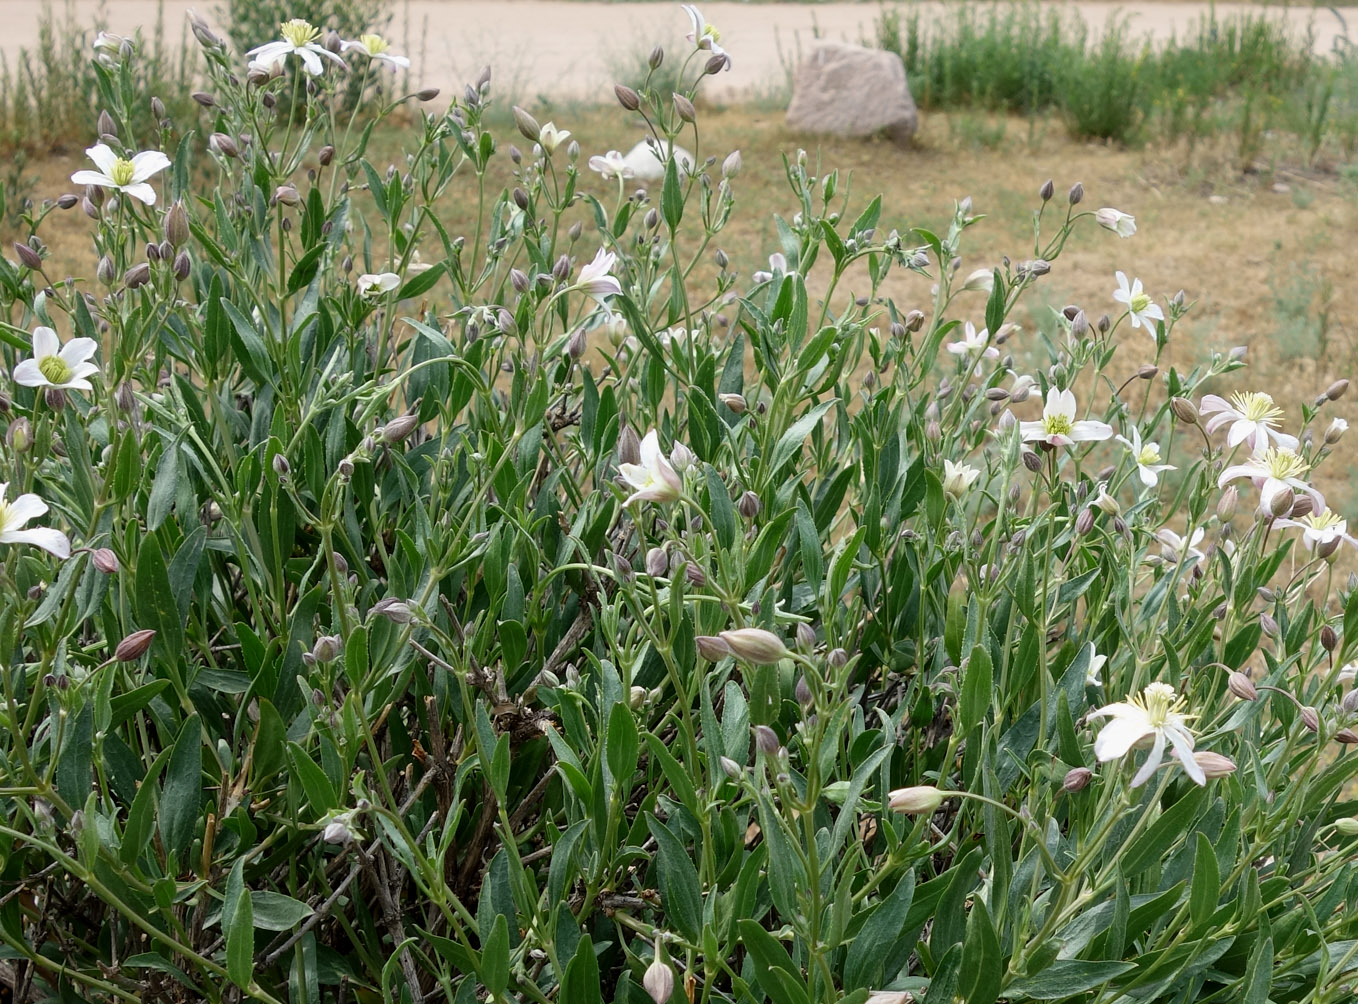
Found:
<box><xmin>621</xmin><ymin>140</ymin><xmax>695</xmax><ymax>182</ymax></box>
<box><xmin>786</xmin><ymin>42</ymin><xmax>918</xmax><ymax>147</ymax></box>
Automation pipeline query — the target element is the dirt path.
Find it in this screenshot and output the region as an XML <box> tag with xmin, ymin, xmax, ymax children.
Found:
<box><xmin>1</xmin><ymin>2</ymin><xmax>1354</xmax><ymax>102</ymax></box>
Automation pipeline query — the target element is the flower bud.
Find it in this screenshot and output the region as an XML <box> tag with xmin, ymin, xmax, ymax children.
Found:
<box><xmin>673</xmin><ymin>93</ymin><xmax>696</xmax><ymax>123</ymax></box>
<box><xmin>719</xmin><ymin>628</ymin><xmax>789</xmax><ymax>665</ymax></box>
<box><xmin>1337</xmin><ymin>818</ymin><xmax>1358</xmax><ymax>836</ymax></box>
<box><xmin>57</xmin><ymin>193</ymin><xmax>78</xmax><ymax>210</ymax></box>
<box><xmin>905</xmin><ymin>309</ymin><xmax>926</xmax><ymax>332</ymax></box>
<box><xmin>124</xmin><ymin>262</ymin><xmax>151</xmax><ymax>289</ymax></box>
<box><xmin>416</xmin><ymin>87</ymin><xmax>441</xmax><ymax>102</ymax></box>
<box><xmin>1228</xmin><ymin>672</ymin><xmax>1258</xmax><ymax>701</ymax></box>
<box><xmin>1067</xmin><ymin>182</ymin><xmax>1084</xmax><ymax>205</ymax></box>
<box><xmin>371</xmin><ymin>597</ymin><xmax>413</xmax><ymax>624</ymax></box>
<box><xmin>705</xmin><ymin>53</ymin><xmax>730</xmax><ymax>74</ymax></box>
<box><xmin>722</xmin><ymin>150</ymin><xmax>742</xmax><ymax>178</ymax></box>
<box><xmin>1217</xmin><ymin>486</ymin><xmax>1239</xmax><ymax>523</ymax></box>
<box><xmin>512</xmin><ymin>105</ymin><xmax>541</xmax><ymax>142</ymax></box>
<box><xmin>1327</xmin><ymin>379</ymin><xmax>1349</xmax><ymax>401</ymax></box>
<box><xmin>1326</xmin><ymin>417</ymin><xmax>1347</xmax><ymax>444</ymax></box>
<box><xmin>738</xmin><ymin>491</ymin><xmax>761</xmax><ymax>518</ymax></box>
<box><xmin>1022</xmin><ymin>450</ymin><xmax>1042</xmax><ymax>473</ymax></box>
<box><xmin>6</xmin><ymin>417</ymin><xmax>31</xmax><ymax>453</ymax></box>
<box><xmin>115</xmin><ymin>629</ymin><xmax>157</xmax><ymax>662</ymax></box>
<box><xmin>1075</xmin><ymin>508</ymin><xmax>1095</xmax><ymax>535</ymax></box>
<box><xmin>1171</xmin><ymin>397</ymin><xmax>1199</xmax><ymax>424</ymax></box>
<box><xmin>794</xmin><ymin>675</ymin><xmax>813</xmax><ymax>706</ymax></box>
<box><xmin>649</xmin><ymin>45</ymin><xmax>665</xmax><ymax>70</ymax></box>
<box><xmin>209</xmin><ymin>132</ymin><xmax>239</xmax><ymax>157</ymax></box>
<box><xmin>273</xmin><ymin>185</ymin><xmax>301</xmax><ymax>207</ymax></box>
<box><xmin>1322</xmin><ymin>625</ymin><xmax>1338</xmax><ymax>652</ymax></box>
<box><xmin>553</xmin><ymin>254</ymin><xmax>572</xmax><ymax>282</ymax></box>
<box><xmin>720</xmin><ymin>755</ymin><xmax>742</xmax><ymax>779</ymax></box>
<box><xmin>695</xmin><ymin>635</ymin><xmax>732</xmax><ymax>661</ymax></box>
<box><xmin>887</xmin><ymin>785</ymin><xmax>946</xmax><ymax>815</ymax></box>
<box><xmin>566</xmin><ymin>327</ymin><xmax>586</xmax><ymax>359</ymax></box>
<box><xmin>173</xmin><ymin>250</ymin><xmax>191</xmax><ymax>281</ymax></box>
<box><xmin>1269</xmin><ymin>487</ymin><xmax>1295</xmax><ymax>519</ymax></box>
<box><xmin>1260</xmin><ymin>613</ymin><xmax>1280</xmax><ymax>638</ymax></box>
<box><xmin>645</xmin><ymin>547</ymin><xmax>668</xmax><ymax>578</ymax></box>
<box><xmin>13</xmin><ymin>242</ymin><xmax>41</xmax><ymax>270</ymax></box>
<box><xmin>754</xmin><ymin>724</ymin><xmax>779</xmax><ymax>755</ymax></box>
<box><xmin>382</xmin><ymin>414</ymin><xmax>420</xmax><ymax>444</ymax></box>
<box><xmin>1301</xmin><ymin>706</ymin><xmax>1320</xmax><ymax>733</ymax></box>
<box><xmin>644</xmin><ymin>960</ymin><xmax>674</xmax><ymax>1004</ymax></box>
<box><xmin>272</xmin><ymin>454</ymin><xmax>290</xmax><ymax>477</ymax></box>
<box><xmin>827</xmin><ymin>648</ymin><xmax>848</xmax><ymax>670</ymax></box>
<box><xmin>617</xmin><ymin>426</ymin><xmax>641</xmax><ymax>466</ymax></box>
<box><xmin>1039</xmin><ymin>178</ymin><xmax>1054</xmax><ymax>201</ymax></box>
<box><xmin>1063</xmin><ymin>767</ymin><xmax>1093</xmax><ymax>792</ymax></box>
<box><xmin>718</xmin><ymin>393</ymin><xmax>747</xmax><ymax>414</ymax></box>
<box><xmin>614</xmin><ymin>84</ymin><xmax>641</xmax><ymax>111</ymax></box>
<box><xmin>91</xmin><ymin>548</ymin><xmax>119</xmax><ymax>574</ymax></box>
<box><xmin>1336</xmin><ymin>728</ymin><xmax>1358</xmax><ymax>744</ymax></box>
<box><xmin>311</xmin><ymin>635</ymin><xmax>342</xmax><ymax>663</ymax></box>
<box><xmin>1193</xmin><ymin>751</ymin><xmax>1237</xmax><ymax>778</ymax></box>
<box><xmin>162</xmin><ymin>200</ymin><xmax>190</xmax><ymax>248</ymax></box>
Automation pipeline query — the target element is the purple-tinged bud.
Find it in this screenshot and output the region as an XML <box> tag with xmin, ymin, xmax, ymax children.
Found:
<box><xmin>1067</xmin><ymin>182</ymin><xmax>1084</xmax><ymax>205</ymax></box>
<box><xmin>685</xmin><ymin>563</ymin><xmax>706</xmax><ymax>587</ymax></box>
<box><xmin>795</xmin><ymin>622</ymin><xmax>816</xmax><ymax>652</ymax></box>
<box><xmin>617</xmin><ymin>426</ymin><xmax>641</xmax><ymax>466</ymax></box>
<box><xmin>753</xmin><ymin>725</ymin><xmax>779</xmax><ymax>755</ymax></box>
<box><xmin>273</xmin><ymin>185</ymin><xmax>301</xmax><ymax>206</ymax></box>
<box><xmin>311</xmin><ymin>635</ymin><xmax>342</xmax><ymax>663</ymax></box>
<box><xmin>695</xmin><ymin>635</ymin><xmax>732</xmax><ymax>661</ymax></box>
<box><xmin>1039</xmin><ymin>178</ymin><xmax>1054</xmax><ymax>201</ymax></box>
<box><xmin>1301</xmin><ymin>706</ymin><xmax>1320</xmax><ymax>733</ymax></box>
<box><xmin>794</xmin><ymin>675</ymin><xmax>813</xmax><ymax>706</ymax></box>
<box><xmin>719</xmin><ymin>629</ymin><xmax>789</xmax><ymax>665</ymax></box>
<box><xmin>382</xmin><ymin>414</ymin><xmax>420</xmax><ymax>444</ymax></box>
<box><xmin>1075</xmin><ymin>508</ymin><xmax>1095</xmax><ymax>535</ymax></box>
<box><xmin>191</xmin><ymin>91</ymin><xmax>216</xmax><ymax>107</ymax></box>
<box><xmin>718</xmin><ymin>393</ymin><xmax>747</xmax><ymax>414</ymax></box>
<box><xmin>1260</xmin><ymin>613</ymin><xmax>1280</xmax><ymax>638</ymax></box>
<box><xmin>371</xmin><ymin>597</ymin><xmax>414</xmax><ymax>624</ymax></box>
<box><xmin>645</xmin><ymin>547</ymin><xmax>668</xmax><ymax>578</ymax></box>
<box><xmin>416</xmin><ymin>88</ymin><xmax>440</xmax><ymax>102</ymax></box>
<box><xmin>643</xmin><ymin>959</ymin><xmax>674</xmax><ymax>1004</ymax></box>
<box><xmin>124</xmin><ymin>262</ymin><xmax>151</xmax><ymax>289</ymax></box>
<box><xmin>722</xmin><ymin>150</ymin><xmax>742</xmax><ymax>178</ymax></box>
<box><xmin>738</xmin><ymin>491</ymin><xmax>761</xmax><ymax>518</ymax></box>
<box><xmin>1138</xmin><ymin>364</ymin><xmax>1158</xmax><ymax>380</ymax></box>
<box><xmin>173</xmin><ymin>251</ymin><xmax>191</xmax><ymax>281</ymax></box>
<box><xmin>13</xmin><ymin>242</ymin><xmax>42</xmax><ymax>270</ymax></box>
<box><xmin>512</xmin><ymin>105</ymin><xmax>541</xmax><ymax>142</ymax></box>
<box><xmin>509</xmin><ymin>268</ymin><xmax>529</xmax><ymax>294</ymax></box>
<box><xmin>1171</xmin><ymin>397</ymin><xmax>1199</xmax><ymax>424</ymax></box>
<box><xmin>91</xmin><ymin>548</ymin><xmax>119</xmax><ymax>574</ymax></box>
<box><xmin>56</xmin><ymin>193</ymin><xmax>78</xmax><ymax>210</ymax></box>
<box><xmin>827</xmin><ymin>648</ymin><xmax>848</xmax><ymax>670</ymax></box>
<box><xmin>1063</xmin><ymin>767</ymin><xmax>1093</xmax><ymax>792</ymax></box>
<box><xmin>673</xmin><ymin>93</ymin><xmax>696</xmax><ymax>123</ymax></box>
<box><xmin>1218</xmin><ymin>486</ymin><xmax>1239</xmax><ymax>523</ymax></box>
<box><xmin>905</xmin><ymin>309</ymin><xmax>926</xmax><ymax>332</ymax></box>
<box><xmin>1326</xmin><ymin>379</ymin><xmax>1349</xmax><ymax>401</ymax></box>
<box><xmin>553</xmin><ymin>254</ymin><xmax>572</xmax><ymax>282</ymax></box>
<box><xmin>1336</xmin><ymin>728</ymin><xmax>1358</xmax><ymax>745</ymax></box>
<box><xmin>1193</xmin><ymin>751</ymin><xmax>1238</xmax><ymax>778</ymax></box>
<box><xmin>163</xmin><ymin>200</ymin><xmax>189</xmax><ymax>247</ymax></box>
<box><xmin>1269</xmin><ymin>487</ymin><xmax>1295</xmax><ymax>519</ymax></box>
<box><xmin>272</xmin><ymin>454</ymin><xmax>290</xmax><ymax>477</ymax></box>
<box><xmin>1228</xmin><ymin>672</ymin><xmax>1258</xmax><ymax>701</ymax></box>
<box><xmin>566</xmin><ymin>327</ymin><xmax>586</xmax><ymax>359</ymax></box>
<box><xmin>615</xmin><ymin>84</ymin><xmax>641</xmax><ymax>110</ymax></box>
<box><xmin>115</xmin><ymin>629</ymin><xmax>157</xmax><ymax>662</ymax></box>
<box><xmin>1322</xmin><ymin>625</ymin><xmax>1338</xmax><ymax>652</ymax></box>
<box><xmin>706</xmin><ymin>53</ymin><xmax>730</xmax><ymax>74</ymax></box>
<box><xmin>1022</xmin><ymin>450</ymin><xmax>1042</xmax><ymax>473</ymax></box>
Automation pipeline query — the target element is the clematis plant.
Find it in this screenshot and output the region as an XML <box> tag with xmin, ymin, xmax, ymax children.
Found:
<box><xmin>70</xmin><ymin>143</ymin><xmax>170</xmax><ymax>205</ymax></box>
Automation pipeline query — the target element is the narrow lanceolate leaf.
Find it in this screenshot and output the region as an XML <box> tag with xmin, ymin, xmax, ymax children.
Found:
<box><xmin>158</xmin><ymin>716</ymin><xmax>202</xmax><ymax>865</ymax></box>
<box><xmin>226</xmin><ymin>886</ymin><xmax>254</xmax><ymax>989</ymax></box>
<box><xmin>1189</xmin><ymin>831</ymin><xmax>1219</xmax><ymax>929</ymax></box>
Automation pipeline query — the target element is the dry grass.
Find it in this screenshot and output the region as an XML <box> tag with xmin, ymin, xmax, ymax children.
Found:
<box><xmin>13</xmin><ymin>102</ymin><xmax>1358</xmax><ymax>498</ymax></box>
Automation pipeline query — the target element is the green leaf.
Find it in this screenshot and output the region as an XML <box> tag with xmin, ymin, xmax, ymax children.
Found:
<box><xmin>767</xmin><ymin>401</ymin><xmax>835</xmax><ymax>477</ymax></box>
<box><xmin>159</xmin><ymin>716</ymin><xmax>202</xmax><ymax>864</ymax></box>
<box><xmin>397</xmin><ymin>261</ymin><xmax>446</xmax><ymax>300</ymax></box>
<box><xmin>481</xmin><ymin>912</ymin><xmax>510</xmax><ymax>997</ymax></box>
<box><xmin>136</xmin><ymin>534</ymin><xmax>184</xmax><ymax>660</ymax></box>
<box><xmin>287</xmin><ymin>742</ymin><xmax>337</xmax><ymax>817</ymax></box>
<box><xmin>1242</xmin><ymin>934</ymin><xmax>1273</xmax><ymax>1004</ymax></box>
<box><xmin>1189</xmin><ymin>831</ymin><xmax>1220</xmax><ymax>930</ymax></box>
<box><xmin>250</xmin><ymin>892</ymin><xmax>313</xmax><ymax>931</ymax></box>
<box><xmin>844</xmin><ymin>871</ymin><xmax>914</xmax><ymax>990</ymax></box>
<box><xmin>959</xmin><ymin>643</ymin><xmax>993</xmax><ymax>736</ymax></box>
<box><xmin>661</xmin><ymin>156</ymin><xmax>683</xmax><ymax>229</ymax></box>
<box><xmin>1003</xmin><ymin>960</ymin><xmax>1137</xmax><ymax>999</ymax></box>
<box><xmin>960</xmin><ymin>898</ymin><xmax>1002</xmax><ymax>1004</ymax></box>
<box><xmin>737</xmin><ymin>920</ymin><xmax>810</xmax><ymax>1004</ymax></box>
<box><xmin>646</xmin><ymin>814</ymin><xmax>703</xmax><ymax>942</ymax></box>
<box><xmin>705</xmin><ymin>464</ymin><xmax>736</xmax><ymax>549</ymax></box>
<box><xmin>54</xmin><ymin>701</ymin><xmax>93</xmax><ymax>810</ymax></box>
<box><xmin>605</xmin><ymin>700</ymin><xmax>639</xmax><ymax>792</ymax></box>
<box><xmin>226</xmin><ymin>886</ymin><xmax>255</xmax><ymax>989</ymax></box>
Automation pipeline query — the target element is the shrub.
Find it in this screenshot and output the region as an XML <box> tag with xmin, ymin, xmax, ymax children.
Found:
<box><xmin>2</xmin><ymin>7</ymin><xmax>1358</xmax><ymax>1004</ymax></box>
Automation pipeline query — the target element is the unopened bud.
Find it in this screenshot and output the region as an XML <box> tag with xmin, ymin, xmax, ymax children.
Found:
<box><xmin>273</xmin><ymin>185</ymin><xmax>301</xmax><ymax>206</ymax></box>
<box><xmin>648</xmin><ymin>45</ymin><xmax>665</xmax><ymax>70</ymax></box>
<box><xmin>614</xmin><ymin>84</ymin><xmax>641</xmax><ymax>111</ymax></box>
<box><xmin>173</xmin><ymin>250</ymin><xmax>191</xmax><ymax>281</ymax></box>
<box><xmin>566</xmin><ymin>327</ymin><xmax>586</xmax><ymax>359</ymax></box>
<box><xmin>1217</xmin><ymin>486</ymin><xmax>1239</xmax><ymax>523</ymax></box>
<box><xmin>272</xmin><ymin>454</ymin><xmax>290</xmax><ymax>477</ymax></box>
<box><xmin>1260</xmin><ymin>613</ymin><xmax>1280</xmax><ymax>638</ymax></box>
<box><xmin>1075</xmin><ymin>508</ymin><xmax>1095</xmax><ymax>535</ymax></box>
<box><xmin>754</xmin><ymin>724</ymin><xmax>779</xmax><ymax>755</ymax></box>
<box><xmin>1138</xmin><ymin>364</ymin><xmax>1158</xmax><ymax>380</ymax></box>
<box><xmin>1326</xmin><ymin>379</ymin><xmax>1349</xmax><ymax>401</ymax></box>
<box><xmin>720</xmin><ymin>628</ymin><xmax>789</xmax><ymax>665</ymax></box>
<box><xmin>1193</xmin><ymin>751</ymin><xmax>1237</xmax><ymax>778</ymax></box>
<box><xmin>1269</xmin><ymin>488</ymin><xmax>1295</xmax><ymax>519</ymax></box>
<box><xmin>695</xmin><ymin>635</ymin><xmax>732</xmax><ymax>661</ymax></box>
<box><xmin>416</xmin><ymin>87</ymin><xmax>440</xmax><ymax>102</ymax></box>
<box><xmin>124</xmin><ymin>262</ymin><xmax>150</xmax><ymax>288</ymax></box>
<box><xmin>90</xmin><ymin>548</ymin><xmax>119</xmax><ymax>574</ymax></box>
<box><xmin>644</xmin><ymin>959</ymin><xmax>674</xmax><ymax>1004</ymax></box>
<box><xmin>887</xmin><ymin>785</ymin><xmax>946</xmax><ymax>814</ymax></box>
<box><xmin>905</xmin><ymin>309</ymin><xmax>926</xmax><ymax>332</ymax></box>
<box><xmin>645</xmin><ymin>547</ymin><xmax>668</xmax><ymax>578</ymax></box>
<box><xmin>371</xmin><ymin>597</ymin><xmax>414</xmax><ymax>624</ymax></box>
<box><xmin>1063</xmin><ymin>767</ymin><xmax>1093</xmax><ymax>792</ymax></box>
<box><xmin>1228</xmin><ymin>672</ymin><xmax>1258</xmax><ymax>701</ymax></box>
<box><xmin>718</xmin><ymin>393</ymin><xmax>747</xmax><ymax>414</ymax></box>
<box><xmin>617</xmin><ymin>426</ymin><xmax>641</xmax><ymax>466</ymax></box>
<box><xmin>738</xmin><ymin>491</ymin><xmax>761</xmax><ymax>518</ymax></box>
<box><xmin>311</xmin><ymin>635</ymin><xmax>342</xmax><ymax>663</ymax></box>
<box><xmin>1067</xmin><ymin>182</ymin><xmax>1084</xmax><ymax>205</ymax></box>
<box><xmin>115</xmin><ymin>629</ymin><xmax>157</xmax><ymax>661</ymax></box>
<box><xmin>163</xmin><ymin>200</ymin><xmax>189</xmax><ymax>247</ymax></box>
<box><xmin>1022</xmin><ymin>450</ymin><xmax>1042</xmax><ymax>473</ymax></box>
<box><xmin>382</xmin><ymin>414</ymin><xmax>420</xmax><ymax>444</ymax></box>
<box><xmin>512</xmin><ymin>106</ymin><xmax>541</xmax><ymax>142</ymax></box>
<box><xmin>673</xmin><ymin>93</ymin><xmax>696</xmax><ymax>122</ymax></box>
<box><xmin>1322</xmin><ymin>625</ymin><xmax>1338</xmax><ymax>651</ymax></box>
<box><xmin>1337</xmin><ymin>818</ymin><xmax>1358</xmax><ymax>836</ymax></box>
<box><xmin>827</xmin><ymin>648</ymin><xmax>848</xmax><ymax>669</ymax></box>
<box><xmin>1039</xmin><ymin>178</ymin><xmax>1054</xmax><ymax>201</ymax></box>
<box><xmin>722</xmin><ymin>150</ymin><xmax>742</xmax><ymax>178</ymax></box>
<box><xmin>13</xmin><ymin>242</ymin><xmax>41</xmax><ymax>270</ymax></box>
<box><xmin>1301</xmin><ymin>706</ymin><xmax>1320</xmax><ymax>733</ymax></box>
<box><xmin>7</xmin><ymin>417</ymin><xmax>31</xmax><ymax>453</ymax></box>
<box><xmin>191</xmin><ymin>91</ymin><xmax>215</xmax><ymax>107</ymax></box>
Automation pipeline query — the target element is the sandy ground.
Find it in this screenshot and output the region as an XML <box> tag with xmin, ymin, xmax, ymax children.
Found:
<box><xmin>0</xmin><ymin>2</ymin><xmax>1354</xmax><ymax>103</ymax></box>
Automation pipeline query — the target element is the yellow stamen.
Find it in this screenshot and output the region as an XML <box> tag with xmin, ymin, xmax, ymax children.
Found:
<box><xmin>1230</xmin><ymin>391</ymin><xmax>1284</xmax><ymax>426</ymax></box>
<box><xmin>280</xmin><ymin>18</ymin><xmax>320</xmax><ymax>47</ymax></box>
<box><xmin>1137</xmin><ymin>444</ymin><xmax>1161</xmax><ymax>466</ymax></box>
<box><xmin>109</xmin><ymin>158</ymin><xmax>135</xmax><ymax>187</ymax></box>
<box><xmin>358</xmin><ymin>33</ymin><xmax>389</xmax><ymax>55</ymax></box>
<box><xmin>1043</xmin><ymin>414</ymin><xmax>1073</xmax><ymax>437</ymax></box>
<box><xmin>1258</xmin><ymin>446</ymin><xmax>1308</xmax><ymax>481</ymax></box>
<box><xmin>1129</xmin><ymin>292</ymin><xmax>1152</xmax><ymax>313</ymax></box>
<box><xmin>38</xmin><ymin>355</ymin><xmax>72</xmax><ymax>385</ymax></box>
<box><xmin>1135</xmin><ymin>682</ymin><xmax>1194</xmax><ymax>729</ymax></box>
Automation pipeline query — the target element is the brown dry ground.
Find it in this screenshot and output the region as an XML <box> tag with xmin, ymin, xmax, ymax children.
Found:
<box><xmin>11</xmin><ymin>102</ymin><xmax>1358</xmax><ymax>506</ymax></box>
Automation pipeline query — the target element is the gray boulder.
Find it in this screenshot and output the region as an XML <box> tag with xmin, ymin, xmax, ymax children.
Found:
<box><xmin>786</xmin><ymin>42</ymin><xmax>918</xmax><ymax>147</ymax></box>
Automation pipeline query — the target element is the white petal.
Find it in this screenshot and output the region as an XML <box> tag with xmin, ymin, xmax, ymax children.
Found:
<box><xmin>12</xmin><ymin>360</ymin><xmax>47</xmax><ymax>387</ymax></box>
<box><xmin>0</xmin><ymin>526</ymin><xmax>70</xmax><ymax>559</ymax></box>
<box><xmin>31</xmin><ymin>326</ymin><xmax>59</xmax><ymax>359</ymax></box>
<box><xmin>1068</xmin><ymin>420</ymin><xmax>1113</xmax><ymax>442</ymax></box>
<box><xmin>1167</xmin><ymin>726</ymin><xmax>1204</xmax><ymax>785</ymax></box>
<box><xmin>59</xmin><ymin>337</ymin><xmax>98</xmax><ymax>367</ymax></box>
<box><xmin>297</xmin><ymin>47</ymin><xmax>325</xmax><ymax>75</ymax></box>
<box><xmin>246</xmin><ymin>40</ymin><xmax>291</xmax><ymax>60</ymax></box>
<box><xmin>70</xmin><ymin>169</ymin><xmax>114</xmax><ymax>188</ymax></box>
<box><xmin>85</xmin><ymin>143</ymin><xmax>120</xmax><ymax>176</ymax></box>
<box><xmin>1094</xmin><ymin>714</ymin><xmax>1150</xmax><ymax>761</ymax></box>
<box><xmin>129</xmin><ymin>150</ymin><xmax>171</xmax><ymax>182</ymax></box>
<box><xmin>1224</xmin><ymin>421</ymin><xmax>1254</xmax><ymax>449</ymax></box>
<box><xmin>121</xmin><ymin>182</ymin><xmax>157</xmax><ymax>205</ymax></box>
<box><xmin>1271</xmin><ymin>431</ymin><xmax>1300</xmax><ymax>450</ymax></box>
<box><xmin>1130</xmin><ymin>730</ymin><xmax>1167</xmax><ymax>787</ymax></box>
<box><xmin>3</xmin><ymin>492</ymin><xmax>47</xmax><ymax>527</ymax></box>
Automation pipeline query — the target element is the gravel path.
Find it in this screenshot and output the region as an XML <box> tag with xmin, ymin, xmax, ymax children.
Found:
<box><xmin>1</xmin><ymin>2</ymin><xmax>1353</xmax><ymax>102</ymax></box>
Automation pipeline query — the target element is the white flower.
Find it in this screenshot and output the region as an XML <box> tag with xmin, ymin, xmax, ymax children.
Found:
<box><xmin>1273</xmin><ymin>508</ymin><xmax>1356</xmax><ymax>552</ymax></box>
<box><xmin>1092</xmin><ymin>482</ymin><xmax>1121</xmax><ymax>516</ymax></box>
<box><xmin>682</xmin><ymin>4</ymin><xmax>730</xmax><ymax>66</ymax></box>
<box><xmin>356</xmin><ymin>272</ymin><xmax>400</xmax><ymax>297</ymax></box>
<box><xmin>588</xmin><ymin>150</ymin><xmax>632</xmax><ymax>180</ymax></box>
<box><xmin>1155</xmin><ymin>525</ymin><xmax>1206</xmax><ymax>565</ymax></box>
<box><xmin>1084</xmin><ymin>642</ymin><xmax>1108</xmax><ymax>687</ymax></box>
<box><xmin>576</xmin><ymin>248</ymin><xmax>622</xmax><ymax>301</ymax></box>
<box><xmin>339</xmin><ymin>33</ymin><xmax>410</xmax><ymax>69</ymax></box>
<box><xmin>1200</xmin><ymin>391</ymin><xmax>1298</xmax><ymax>452</ymax></box>
<box><xmin>1327</xmin><ymin>417</ymin><xmax>1348</xmax><ymax>444</ymax></box>
<box><xmin>1089</xmin><ymin>682</ymin><xmax>1205</xmax><ymax>787</ymax></box>
<box><xmin>13</xmin><ymin>326</ymin><xmax>99</xmax><ymax>392</ymax></box>
<box><xmin>70</xmin><ymin>144</ymin><xmax>170</xmax><ymax>206</ymax></box>
<box><xmin>247</xmin><ymin>19</ymin><xmax>345</xmax><ymax>76</ymax></box>
<box><xmin>1019</xmin><ymin>388</ymin><xmax>1114</xmax><ymax>448</ymax></box>
<box><xmin>753</xmin><ymin>252</ymin><xmax>788</xmax><ymax>284</ymax></box>
<box><xmin>962</xmin><ymin>267</ymin><xmax>994</xmax><ymax>292</ymax></box>
<box><xmin>943</xmin><ymin>458</ymin><xmax>980</xmax><ymax>499</ymax></box>
<box><xmin>1095</xmin><ymin>208</ymin><xmax>1137</xmax><ymax>238</ymax></box>
<box><xmin>1007</xmin><ymin>372</ymin><xmax>1038</xmax><ymax>401</ymax></box>
<box><xmin>0</xmin><ymin>484</ymin><xmax>70</xmax><ymax>560</ymax></box>
<box><xmin>1217</xmin><ymin>446</ymin><xmax>1321</xmax><ymax>515</ymax></box>
<box><xmin>1116</xmin><ymin>427</ymin><xmax>1175</xmax><ymax>487</ymax></box>
<box><xmin>537</xmin><ymin>121</ymin><xmax>570</xmax><ymax>154</ymax></box>
<box><xmin>619</xmin><ymin>430</ymin><xmax>684</xmax><ymax>505</ymax></box>
<box><xmin>945</xmin><ymin>321</ymin><xmax>998</xmax><ymax>360</ymax></box>
<box><xmin>1112</xmin><ymin>271</ymin><xmax>1165</xmax><ymax>333</ymax></box>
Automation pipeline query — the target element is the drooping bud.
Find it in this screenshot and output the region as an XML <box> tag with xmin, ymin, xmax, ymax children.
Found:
<box><xmin>1192</xmin><ymin>751</ymin><xmax>1237</xmax><ymax>778</ymax></box>
<box><xmin>695</xmin><ymin>635</ymin><xmax>732</xmax><ymax>662</ymax></box>
<box><xmin>371</xmin><ymin>597</ymin><xmax>413</xmax><ymax>624</ymax></box>
<box><xmin>718</xmin><ymin>393</ymin><xmax>747</xmax><ymax>414</ymax></box>
<box><xmin>1228</xmin><ymin>672</ymin><xmax>1258</xmax><ymax>701</ymax></box>
<box><xmin>887</xmin><ymin>785</ymin><xmax>946</xmax><ymax>815</ymax></box>
<box><xmin>416</xmin><ymin>87</ymin><xmax>441</xmax><ymax>102</ymax></box>
<box><xmin>719</xmin><ymin>628</ymin><xmax>789</xmax><ymax>665</ymax></box>
<box><xmin>1337</xmin><ymin>818</ymin><xmax>1358</xmax><ymax>836</ymax></box>
<box><xmin>382</xmin><ymin>414</ymin><xmax>420</xmax><ymax>444</ymax></box>
<box><xmin>1322</xmin><ymin>625</ymin><xmax>1338</xmax><ymax>652</ymax></box>
<box><xmin>90</xmin><ymin>548</ymin><xmax>119</xmax><ymax>574</ymax></box>
<box><xmin>1326</xmin><ymin>379</ymin><xmax>1349</xmax><ymax>401</ymax></box>
<box><xmin>1300</xmin><ymin>706</ymin><xmax>1320</xmax><ymax>733</ymax></box>
<box><xmin>273</xmin><ymin>185</ymin><xmax>301</xmax><ymax>206</ymax></box>
<box><xmin>13</xmin><ymin>242</ymin><xmax>41</xmax><ymax>270</ymax></box>
<box><xmin>1336</xmin><ymin>728</ymin><xmax>1358</xmax><ymax>744</ymax></box>
<box><xmin>614</xmin><ymin>84</ymin><xmax>641</xmax><ymax>111</ymax></box>
<box><xmin>115</xmin><ymin>629</ymin><xmax>157</xmax><ymax>662</ymax></box>
<box><xmin>643</xmin><ymin>959</ymin><xmax>674</xmax><ymax>1004</ymax></box>
<box><xmin>124</xmin><ymin>262</ymin><xmax>151</xmax><ymax>288</ymax></box>
<box><xmin>1062</xmin><ymin>767</ymin><xmax>1093</xmax><ymax>792</ymax></box>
